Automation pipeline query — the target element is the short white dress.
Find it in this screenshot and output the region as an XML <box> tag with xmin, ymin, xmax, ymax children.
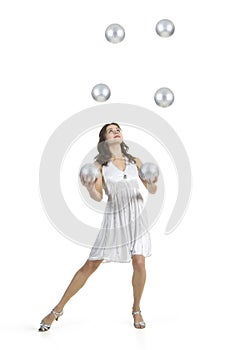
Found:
<box><xmin>88</xmin><ymin>157</ymin><xmax>152</xmax><ymax>263</ymax></box>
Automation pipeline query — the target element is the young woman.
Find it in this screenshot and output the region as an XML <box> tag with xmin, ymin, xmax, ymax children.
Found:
<box><xmin>38</xmin><ymin>122</ymin><xmax>158</xmax><ymax>331</ymax></box>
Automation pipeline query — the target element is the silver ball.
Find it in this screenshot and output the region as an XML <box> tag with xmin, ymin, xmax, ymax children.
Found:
<box><xmin>105</xmin><ymin>23</ymin><xmax>125</xmax><ymax>44</ymax></box>
<box><xmin>154</xmin><ymin>87</ymin><xmax>174</xmax><ymax>108</ymax></box>
<box><xmin>139</xmin><ymin>162</ymin><xmax>159</xmax><ymax>182</ymax></box>
<box><xmin>79</xmin><ymin>163</ymin><xmax>100</xmax><ymax>184</ymax></box>
<box><xmin>156</xmin><ymin>19</ymin><xmax>175</xmax><ymax>38</ymax></box>
<box><xmin>91</xmin><ymin>83</ymin><xmax>111</xmax><ymax>102</ymax></box>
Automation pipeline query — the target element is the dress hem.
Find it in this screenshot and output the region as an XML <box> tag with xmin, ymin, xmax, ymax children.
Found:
<box><xmin>88</xmin><ymin>253</ymin><xmax>152</xmax><ymax>263</ymax></box>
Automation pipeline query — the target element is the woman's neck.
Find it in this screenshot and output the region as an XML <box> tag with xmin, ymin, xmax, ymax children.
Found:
<box><xmin>111</xmin><ymin>155</ymin><xmax>125</xmax><ymax>160</ymax></box>
<box><xmin>109</xmin><ymin>144</ymin><xmax>124</xmax><ymax>159</ymax></box>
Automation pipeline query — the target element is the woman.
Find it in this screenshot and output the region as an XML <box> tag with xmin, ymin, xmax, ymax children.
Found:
<box><xmin>38</xmin><ymin>122</ymin><xmax>158</xmax><ymax>332</ymax></box>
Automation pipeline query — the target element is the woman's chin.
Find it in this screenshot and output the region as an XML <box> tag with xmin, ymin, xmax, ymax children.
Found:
<box><xmin>108</xmin><ymin>138</ymin><xmax>121</xmax><ymax>144</ymax></box>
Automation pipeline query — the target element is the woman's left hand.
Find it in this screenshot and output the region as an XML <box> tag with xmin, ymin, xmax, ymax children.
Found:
<box><xmin>146</xmin><ymin>176</ymin><xmax>158</xmax><ymax>185</ymax></box>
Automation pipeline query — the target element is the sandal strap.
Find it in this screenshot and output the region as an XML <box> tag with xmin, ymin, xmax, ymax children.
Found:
<box><xmin>51</xmin><ymin>309</ymin><xmax>64</xmax><ymax>320</ymax></box>
<box><xmin>132</xmin><ymin>310</ymin><xmax>141</xmax><ymax>316</ymax></box>
<box><xmin>134</xmin><ymin>321</ymin><xmax>146</xmax><ymax>325</ymax></box>
<box><xmin>39</xmin><ymin>322</ymin><xmax>51</xmax><ymax>331</ymax></box>
<box><xmin>134</xmin><ymin>321</ymin><xmax>146</xmax><ymax>327</ymax></box>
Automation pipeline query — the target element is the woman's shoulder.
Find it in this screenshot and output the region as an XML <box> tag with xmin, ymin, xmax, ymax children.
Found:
<box><xmin>93</xmin><ymin>161</ymin><xmax>103</xmax><ymax>170</ymax></box>
<box><xmin>133</xmin><ymin>157</ymin><xmax>142</xmax><ymax>170</ymax></box>
<box><xmin>93</xmin><ymin>161</ymin><xmax>110</xmax><ymax>173</ymax></box>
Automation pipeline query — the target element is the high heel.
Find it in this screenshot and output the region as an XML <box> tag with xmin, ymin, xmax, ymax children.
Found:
<box><xmin>38</xmin><ymin>309</ymin><xmax>64</xmax><ymax>332</ymax></box>
<box><xmin>132</xmin><ymin>310</ymin><xmax>146</xmax><ymax>329</ymax></box>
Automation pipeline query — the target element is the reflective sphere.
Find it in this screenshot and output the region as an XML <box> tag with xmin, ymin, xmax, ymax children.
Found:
<box><xmin>139</xmin><ymin>162</ymin><xmax>159</xmax><ymax>182</ymax></box>
<box><xmin>91</xmin><ymin>83</ymin><xmax>111</xmax><ymax>102</ymax></box>
<box><xmin>154</xmin><ymin>87</ymin><xmax>174</xmax><ymax>108</ymax></box>
<box><xmin>105</xmin><ymin>23</ymin><xmax>125</xmax><ymax>43</ymax></box>
<box><xmin>156</xmin><ymin>19</ymin><xmax>175</xmax><ymax>38</ymax></box>
<box><xmin>79</xmin><ymin>163</ymin><xmax>100</xmax><ymax>185</ymax></box>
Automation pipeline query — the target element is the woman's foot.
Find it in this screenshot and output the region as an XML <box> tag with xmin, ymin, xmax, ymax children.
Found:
<box><xmin>38</xmin><ymin>309</ymin><xmax>63</xmax><ymax>332</ymax></box>
<box><xmin>40</xmin><ymin>312</ymin><xmax>55</xmax><ymax>326</ymax></box>
<box><xmin>132</xmin><ymin>307</ymin><xmax>146</xmax><ymax>329</ymax></box>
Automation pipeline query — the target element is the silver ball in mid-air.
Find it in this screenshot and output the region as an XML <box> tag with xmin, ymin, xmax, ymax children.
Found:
<box><xmin>155</xmin><ymin>19</ymin><xmax>175</xmax><ymax>38</ymax></box>
<box><xmin>105</xmin><ymin>23</ymin><xmax>125</xmax><ymax>43</ymax></box>
<box><xmin>139</xmin><ymin>162</ymin><xmax>159</xmax><ymax>182</ymax></box>
<box><xmin>91</xmin><ymin>83</ymin><xmax>111</xmax><ymax>102</ymax></box>
<box><xmin>154</xmin><ymin>87</ymin><xmax>174</xmax><ymax>108</ymax></box>
<box><xmin>79</xmin><ymin>163</ymin><xmax>100</xmax><ymax>186</ymax></box>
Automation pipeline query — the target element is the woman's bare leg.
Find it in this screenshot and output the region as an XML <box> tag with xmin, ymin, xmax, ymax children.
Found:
<box><xmin>131</xmin><ymin>255</ymin><xmax>146</xmax><ymax>328</ymax></box>
<box><xmin>40</xmin><ymin>259</ymin><xmax>103</xmax><ymax>326</ymax></box>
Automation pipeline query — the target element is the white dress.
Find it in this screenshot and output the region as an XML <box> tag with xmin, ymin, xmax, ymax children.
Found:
<box><xmin>88</xmin><ymin>157</ymin><xmax>152</xmax><ymax>263</ymax></box>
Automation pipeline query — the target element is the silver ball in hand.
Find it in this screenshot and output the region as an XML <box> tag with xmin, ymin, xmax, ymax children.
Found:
<box><xmin>139</xmin><ymin>162</ymin><xmax>159</xmax><ymax>183</ymax></box>
<box><xmin>79</xmin><ymin>163</ymin><xmax>100</xmax><ymax>186</ymax></box>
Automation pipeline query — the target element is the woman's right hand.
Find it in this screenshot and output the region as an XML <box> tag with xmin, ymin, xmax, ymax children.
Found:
<box><xmin>79</xmin><ymin>162</ymin><xmax>103</xmax><ymax>202</ymax></box>
<box><xmin>80</xmin><ymin>175</ymin><xmax>102</xmax><ymax>201</ymax></box>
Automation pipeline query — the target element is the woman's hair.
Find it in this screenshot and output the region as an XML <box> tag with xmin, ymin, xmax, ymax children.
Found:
<box><xmin>94</xmin><ymin>122</ymin><xmax>136</xmax><ymax>166</ymax></box>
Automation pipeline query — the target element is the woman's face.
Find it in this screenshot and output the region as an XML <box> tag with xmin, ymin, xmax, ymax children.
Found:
<box><xmin>104</xmin><ymin>124</ymin><xmax>123</xmax><ymax>144</ymax></box>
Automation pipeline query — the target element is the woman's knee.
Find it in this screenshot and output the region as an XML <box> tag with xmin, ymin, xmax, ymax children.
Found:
<box><xmin>83</xmin><ymin>259</ymin><xmax>103</xmax><ymax>273</ymax></box>
<box><xmin>132</xmin><ymin>255</ymin><xmax>146</xmax><ymax>272</ymax></box>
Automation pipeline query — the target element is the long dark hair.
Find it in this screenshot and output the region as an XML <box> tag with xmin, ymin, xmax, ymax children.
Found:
<box><xmin>94</xmin><ymin>122</ymin><xmax>136</xmax><ymax>166</ymax></box>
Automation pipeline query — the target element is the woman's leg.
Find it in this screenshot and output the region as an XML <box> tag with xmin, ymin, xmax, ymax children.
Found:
<box><xmin>131</xmin><ymin>255</ymin><xmax>146</xmax><ymax>327</ymax></box>
<box><xmin>40</xmin><ymin>259</ymin><xmax>103</xmax><ymax>326</ymax></box>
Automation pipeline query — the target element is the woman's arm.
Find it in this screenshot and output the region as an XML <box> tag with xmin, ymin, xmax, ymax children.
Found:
<box><xmin>135</xmin><ymin>157</ymin><xmax>158</xmax><ymax>194</ymax></box>
<box><xmin>84</xmin><ymin>162</ymin><xmax>103</xmax><ymax>202</ymax></box>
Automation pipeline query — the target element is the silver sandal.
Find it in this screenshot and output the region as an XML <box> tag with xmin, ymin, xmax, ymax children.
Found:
<box><xmin>38</xmin><ymin>309</ymin><xmax>64</xmax><ymax>332</ymax></box>
<box><xmin>132</xmin><ymin>310</ymin><xmax>146</xmax><ymax>329</ymax></box>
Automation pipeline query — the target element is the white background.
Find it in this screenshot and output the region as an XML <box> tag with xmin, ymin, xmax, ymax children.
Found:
<box><xmin>1</xmin><ymin>0</ymin><xmax>232</xmax><ymax>349</ymax></box>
